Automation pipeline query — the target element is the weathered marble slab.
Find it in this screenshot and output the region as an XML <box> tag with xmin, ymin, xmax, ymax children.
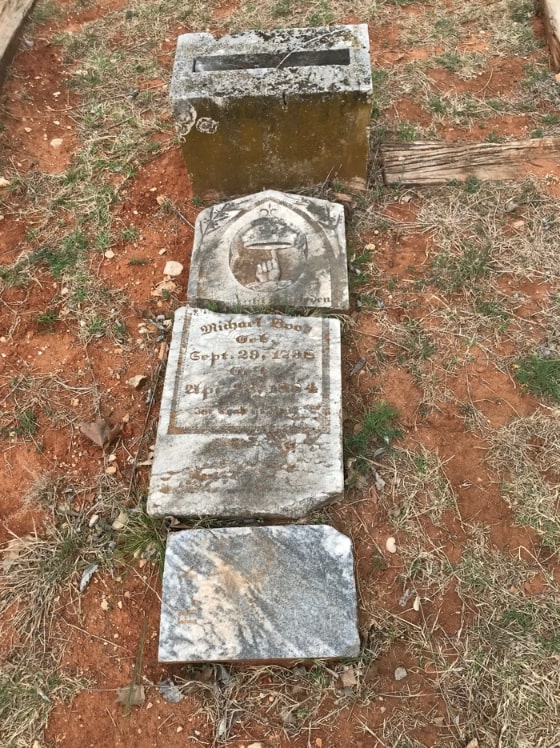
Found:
<box><xmin>159</xmin><ymin>525</ymin><xmax>360</xmax><ymax>663</ymax></box>
<box><xmin>169</xmin><ymin>25</ymin><xmax>372</xmax><ymax>196</ymax></box>
<box><xmin>147</xmin><ymin>307</ymin><xmax>343</xmax><ymax>519</ymax></box>
<box><xmin>187</xmin><ymin>190</ymin><xmax>349</xmax><ymax>311</ymax></box>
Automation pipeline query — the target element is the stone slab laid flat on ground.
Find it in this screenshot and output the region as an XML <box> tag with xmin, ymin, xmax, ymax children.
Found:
<box><xmin>170</xmin><ymin>24</ymin><xmax>372</xmax><ymax>196</ymax></box>
<box><xmin>158</xmin><ymin>525</ymin><xmax>360</xmax><ymax>663</ymax></box>
<box><xmin>187</xmin><ymin>189</ymin><xmax>349</xmax><ymax>311</ymax></box>
<box><xmin>147</xmin><ymin>307</ymin><xmax>343</xmax><ymax>519</ymax></box>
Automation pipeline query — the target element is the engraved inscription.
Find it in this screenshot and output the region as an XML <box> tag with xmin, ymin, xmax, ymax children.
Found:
<box><xmin>168</xmin><ymin>311</ymin><xmax>330</xmax><ymax>435</ymax></box>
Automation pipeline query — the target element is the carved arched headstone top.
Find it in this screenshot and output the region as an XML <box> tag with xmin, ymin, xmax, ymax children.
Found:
<box><xmin>188</xmin><ymin>190</ymin><xmax>349</xmax><ymax>311</ymax></box>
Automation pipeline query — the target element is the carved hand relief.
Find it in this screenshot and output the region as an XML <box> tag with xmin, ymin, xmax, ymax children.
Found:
<box><xmin>229</xmin><ymin>204</ymin><xmax>308</xmax><ymax>292</ymax></box>
<box><xmin>188</xmin><ymin>190</ymin><xmax>349</xmax><ymax>311</ymax></box>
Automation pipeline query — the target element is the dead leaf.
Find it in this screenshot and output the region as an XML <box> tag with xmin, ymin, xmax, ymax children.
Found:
<box><xmin>340</xmin><ymin>665</ymin><xmax>359</xmax><ymax>688</ymax></box>
<box><xmin>126</xmin><ymin>374</ymin><xmax>147</xmax><ymax>389</ymax></box>
<box><xmin>2</xmin><ymin>535</ymin><xmax>34</xmax><ymax>573</ymax></box>
<box><xmin>79</xmin><ymin>562</ymin><xmax>98</xmax><ymax>593</ymax></box>
<box><xmin>79</xmin><ymin>417</ymin><xmax>121</xmax><ymax>449</ymax></box>
<box><xmin>112</xmin><ymin>511</ymin><xmax>128</xmax><ymax>530</ymax></box>
<box><xmin>158</xmin><ymin>679</ymin><xmax>184</xmax><ymax>703</ymax></box>
<box><xmin>116</xmin><ymin>684</ymin><xmax>145</xmax><ymax>707</ymax></box>
<box><xmin>150</xmin><ymin>279</ymin><xmax>176</xmax><ymax>297</ymax></box>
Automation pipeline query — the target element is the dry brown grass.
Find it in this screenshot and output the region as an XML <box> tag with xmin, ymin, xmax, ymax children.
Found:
<box><xmin>488</xmin><ymin>412</ymin><xmax>560</xmax><ymax>550</ymax></box>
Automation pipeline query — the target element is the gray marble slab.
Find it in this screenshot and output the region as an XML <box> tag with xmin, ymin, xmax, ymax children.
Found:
<box><xmin>158</xmin><ymin>525</ymin><xmax>360</xmax><ymax>663</ymax></box>
<box><xmin>147</xmin><ymin>307</ymin><xmax>343</xmax><ymax>519</ymax></box>
<box><xmin>187</xmin><ymin>190</ymin><xmax>349</xmax><ymax>311</ymax></box>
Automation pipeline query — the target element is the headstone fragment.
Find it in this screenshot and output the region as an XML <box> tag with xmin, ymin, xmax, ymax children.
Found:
<box><xmin>187</xmin><ymin>190</ymin><xmax>349</xmax><ymax>311</ymax></box>
<box><xmin>170</xmin><ymin>25</ymin><xmax>372</xmax><ymax>197</ymax></box>
<box><xmin>158</xmin><ymin>525</ymin><xmax>360</xmax><ymax>662</ymax></box>
<box><xmin>147</xmin><ymin>307</ymin><xmax>343</xmax><ymax>519</ymax></box>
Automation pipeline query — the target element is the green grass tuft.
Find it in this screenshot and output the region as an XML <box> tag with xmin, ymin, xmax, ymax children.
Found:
<box><xmin>514</xmin><ymin>355</ymin><xmax>560</xmax><ymax>402</ymax></box>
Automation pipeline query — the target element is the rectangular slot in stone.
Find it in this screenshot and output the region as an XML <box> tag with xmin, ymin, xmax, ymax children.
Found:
<box><xmin>147</xmin><ymin>308</ymin><xmax>343</xmax><ymax>519</ymax></box>
<box><xmin>170</xmin><ymin>24</ymin><xmax>372</xmax><ymax>197</ymax></box>
<box><xmin>193</xmin><ymin>48</ymin><xmax>350</xmax><ymax>72</ymax></box>
<box><xmin>158</xmin><ymin>525</ymin><xmax>360</xmax><ymax>663</ymax></box>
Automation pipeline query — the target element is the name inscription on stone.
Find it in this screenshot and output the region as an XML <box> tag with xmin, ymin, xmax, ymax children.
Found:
<box><xmin>147</xmin><ymin>307</ymin><xmax>343</xmax><ymax>519</ymax></box>
<box><xmin>169</xmin><ymin>312</ymin><xmax>330</xmax><ymax>435</ymax></box>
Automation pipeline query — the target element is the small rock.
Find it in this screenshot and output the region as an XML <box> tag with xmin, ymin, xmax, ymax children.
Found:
<box><xmin>156</xmin><ymin>194</ymin><xmax>167</xmax><ymax>206</ymax></box>
<box><xmin>386</xmin><ymin>536</ymin><xmax>397</xmax><ymax>554</ymax></box>
<box><xmin>104</xmin><ymin>249</ymin><xmax>115</xmax><ymax>259</ymax></box>
<box><xmin>413</xmin><ymin>595</ymin><xmax>421</xmax><ymax>612</ymax></box>
<box><xmin>50</xmin><ymin>138</ymin><xmax>63</xmax><ymax>149</ymax></box>
<box><xmin>164</xmin><ymin>260</ymin><xmax>183</xmax><ymax>277</ymax></box>
<box><xmin>106</xmin><ymin>465</ymin><xmax>117</xmax><ymax>475</ymax></box>
<box><xmin>394</xmin><ymin>666</ymin><xmax>408</xmax><ymax>681</ymax></box>
<box><xmin>0</xmin><ymin>177</ymin><xmax>9</xmax><ymax>188</ymax></box>
<box><xmin>504</xmin><ymin>200</ymin><xmax>518</xmax><ymax>213</ymax></box>
<box><xmin>89</xmin><ymin>514</ymin><xmax>99</xmax><ymax>528</ymax></box>
<box><xmin>100</xmin><ymin>598</ymin><xmax>110</xmax><ymax>611</ymax></box>
<box><xmin>465</xmin><ymin>740</ymin><xmax>479</xmax><ymax>748</ymax></box>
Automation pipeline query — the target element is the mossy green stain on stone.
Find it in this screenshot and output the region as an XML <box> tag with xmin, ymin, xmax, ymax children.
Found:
<box><xmin>171</xmin><ymin>25</ymin><xmax>372</xmax><ymax>197</ymax></box>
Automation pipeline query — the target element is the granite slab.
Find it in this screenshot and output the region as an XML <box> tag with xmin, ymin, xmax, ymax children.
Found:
<box><xmin>158</xmin><ymin>525</ymin><xmax>360</xmax><ymax>663</ymax></box>
<box><xmin>187</xmin><ymin>190</ymin><xmax>349</xmax><ymax>311</ymax></box>
<box><xmin>147</xmin><ymin>307</ymin><xmax>343</xmax><ymax>519</ymax></box>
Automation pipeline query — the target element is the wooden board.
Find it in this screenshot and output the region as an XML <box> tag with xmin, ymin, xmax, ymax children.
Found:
<box><xmin>537</xmin><ymin>0</ymin><xmax>560</xmax><ymax>71</ymax></box>
<box><xmin>0</xmin><ymin>0</ymin><xmax>36</xmax><ymax>86</ymax></box>
<box><xmin>381</xmin><ymin>137</ymin><xmax>560</xmax><ymax>186</ymax></box>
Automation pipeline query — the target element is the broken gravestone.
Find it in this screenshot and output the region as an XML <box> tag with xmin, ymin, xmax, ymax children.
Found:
<box><xmin>170</xmin><ymin>24</ymin><xmax>372</xmax><ymax>197</ymax></box>
<box><xmin>158</xmin><ymin>525</ymin><xmax>360</xmax><ymax>662</ymax></box>
<box><xmin>187</xmin><ymin>189</ymin><xmax>349</xmax><ymax>311</ymax></box>
<box><xmin>146</xmin><ymin>307</ymin><xmax>343</xmax><ymax>519</ymax></box>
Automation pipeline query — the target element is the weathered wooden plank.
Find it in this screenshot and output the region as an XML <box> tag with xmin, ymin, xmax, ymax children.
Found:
<box><xmin>537</xmin><ymin>0</ymin><xmax>560</xmax><ymax>71</ymax></box>
<box><xmin>0</xmin><ymin>0</ymin><xmax>36</xmax><ymax>87</ymax></box>
<box><xmin>381</xmin><ymin>137</ymin><xmax>560</xmax><ymax>185</ymax></box>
